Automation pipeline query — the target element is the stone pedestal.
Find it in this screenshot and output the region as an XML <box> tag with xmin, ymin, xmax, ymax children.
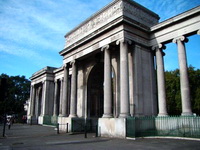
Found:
<box><xmin>58</xmin><ymin>116</ymin><xmax>72</xmax><ymax>133</ymax></box>
<box><xmin>98</xmin><ymin>118</ymin><xmax>126</xmax><ymax>138</ymax></box>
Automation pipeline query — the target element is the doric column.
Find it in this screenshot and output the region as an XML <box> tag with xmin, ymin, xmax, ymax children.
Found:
<box><xmin>61</xmin><ymin>64</ymin><xmax>69</xmax><ymax>117</ymax></box>
<box><xmin>102</xmin><ymin>45</ymin><xmax>113</xmax><ymax>118</ymax></box>
<box><xmin>59</xmin><ymin>78</ymin><xmax>63</xmax><ymax>116</ymax></box>
<box><xmin>173</xmin><ymin>36</ymin><xmax>192</xmax><ymax>116</ymax></box>
<box><xmin>69</xmin><ymin>60</ymin><xmax>77</xmax><ymax>118</ymax></box>
<box><xmin>116</xmin><ymin>39</ymin><xmax>131</xmax><ymax>117</ymax></box>
<box><xmin>152</xmin><ymin>44</ymin><xmax>168</xmax><ymax>116</ymax></box>
<box><xmin>53</xmin><ymin>80</ymin><xmax>58</xmax><ymax>116</ymax></box>
<box><xmin>30</xmin><ymin>85</ymin><xmax>36</xmax><ymax>116</ymax></box>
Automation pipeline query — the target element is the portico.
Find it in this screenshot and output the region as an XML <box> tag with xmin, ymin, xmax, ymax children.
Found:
<box><xmin>27</xmin><ymin>0</ymin><xmax>200</xmax><ymax>138</ymax></box>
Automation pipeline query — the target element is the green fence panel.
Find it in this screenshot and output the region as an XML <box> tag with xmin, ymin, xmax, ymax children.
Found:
<box><xmin>43</xmin><ymin>115</ymin><xmax>57</xmax><ymax>127</ymax></box>
<box><xmin>126</xmin><ymin>117</ymin><xmax>135</xmax><ymax>138</ymax></box>
<box><xmin>126</xmin><ymin>116</ymin><xmax>200</xmax><ymax>138</ymax></box>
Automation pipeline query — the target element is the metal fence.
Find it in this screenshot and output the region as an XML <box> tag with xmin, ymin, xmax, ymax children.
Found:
<box><xmin>126</xmin><ymin>116</ymin><xmax>200</xmax><ymax>138</ymax></box>
<box><xmin>43</xmin><ymin>115</ymin><xmax>57</xmax><ymax>127</ymax></box>
<box><xmin>71</xmin><ymin>118</ymin><xmax>98</xmax><ymax>133</ymax></box>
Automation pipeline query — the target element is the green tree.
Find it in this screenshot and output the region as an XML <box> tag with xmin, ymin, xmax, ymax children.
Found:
<box><xmin>165</xmin><ymin>66</ymin><xmax>200</xmax><ymax>115</ymax></box>
<box><xmin>0</xmin><ymin>74</ymin><xmax>30</xmax><ymax>116</ymax></box>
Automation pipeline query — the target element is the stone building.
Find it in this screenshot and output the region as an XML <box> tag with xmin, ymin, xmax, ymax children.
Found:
<box><xmin>27</xmin><ymin>0</ymin><xmax>200</xmax><ymax>138</ymax></box>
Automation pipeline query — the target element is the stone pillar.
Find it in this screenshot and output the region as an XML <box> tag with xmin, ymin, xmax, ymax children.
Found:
<box><xmin>61</xmin><ymin>64</ymin><xmax>69</xmax><ymax>117</ymax></box>
<box><xmin>28</xmin><ymin>85</ymin><xmax>33</xmax><ymax>116</ymax></box>
<box><xmin>116</xmin><ymin>39</ymin><xmax>131</xmax><ymax>117</ymax></box>
<box><xmin>30</xmin><ymin>85</ymin><xmax>36</xmax><ymax>116</ymax></box>
<box><xmin>102</xmin><ymin>45</ymin><xmax>113</xmax><ymax>118</ymax></box>
<box><xmin>53</xmin><ymin>80</ymin><xmax>58</xmax><ymax>116</ymax></box>
<box><xmin>41</xmin><ymin>81</ymin><xmax>47</xmax><ymax>116</ymax></box>
<box><xmin>152</xmin><ymin>44</ymin><xmax>168</xmax><ymax>116</ymax></box>
<box><xmin>59</xmin><ymin>78</ymin><xmax>63</xmax><ymax>116</ymax></box>
<box><xmin>69</xmin><ymin>60</ymin><xmax>77</xmax><ymax>118</ymax></box>
<box><xmin>173</xmin><ymin>36</ymin><xmax>192</xmax><ymax>116</ymax></box>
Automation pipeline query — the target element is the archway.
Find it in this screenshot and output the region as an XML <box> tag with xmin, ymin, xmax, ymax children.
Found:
<box><xmin>87</xmin><ymin>63</ymin><xmax>104</xmax><ymax>118</ymax></box>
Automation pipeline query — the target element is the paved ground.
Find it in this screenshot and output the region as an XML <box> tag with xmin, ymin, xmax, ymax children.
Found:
<box><xmin>0</xmin><ymin>124</ymin><xmax>200</xmax><ymax>150</ymax></box>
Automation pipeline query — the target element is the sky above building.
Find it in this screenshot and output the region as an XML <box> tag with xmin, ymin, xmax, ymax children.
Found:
<box><xmin>0</xmin><ymin>0</ymin><xmax>200</xmax><ymax>79</ymax></box>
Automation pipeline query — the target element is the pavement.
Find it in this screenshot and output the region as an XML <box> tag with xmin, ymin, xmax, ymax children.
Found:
<box><xmin>0</xmin><ymin>124</ymin><xmax>200</xmax><ymax>150</ymax></box>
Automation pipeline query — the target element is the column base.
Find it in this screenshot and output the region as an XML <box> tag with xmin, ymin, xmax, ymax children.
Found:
<box><xmin>102</xmin><ymin>114</ymin><xmax>113</xmax><ymax>118</ymax></box>
<box><xmin>58</xmin><ymin>114</ymin><xmax>68</xmax><ymax>117</ymax></box>
<box><xmin>181</xmin><ymin>112</ymin><xmax>193</xmax><ymax>116</ymax></box>
<box><xmin>69</xmin><ymin>114</ymin><xmax>77</xmax><ymax>118</ymax></box>
<box><xmin>158</xmin><ymin>113</ymin><xmax>168</xmax><ymax>117</ymax></box>
<box><xmin>119</xmin><ymin>113</ymin><xmax>130</xmax><ymax>118</ymax></box>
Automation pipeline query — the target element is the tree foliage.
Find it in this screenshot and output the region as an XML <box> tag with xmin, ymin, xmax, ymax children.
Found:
<box><xmin>0</xmin><ymin>74</ymin><xmax>30</xmax><ymax>115</ymax></box>
<box><xmin>165</xmin><ymin>66</ymin><xmax>200</xmax><ymax>115</ymax></box>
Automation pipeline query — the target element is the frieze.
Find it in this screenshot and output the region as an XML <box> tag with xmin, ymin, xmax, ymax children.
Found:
<box><xmin>64</xmin><ymin>0</ymin><xmax>159</xmax><ymax>49</ymax></box>
<box><xmin>123</xmin><ymin>2</ymin><xmax>158</xmax><ymax>27</ymax></box>
<box><xmin>65</xmin><ymin>1</ymin><xmax>123</xmax><ymax>48</ymax></box>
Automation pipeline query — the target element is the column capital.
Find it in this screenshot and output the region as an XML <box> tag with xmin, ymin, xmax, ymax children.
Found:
<box><xmin>197</xmin><ymin>29</ymin><xmax>200</xmax><ymax>35</ymax></box>
<box><xmin>70</xmin><ymin>59</ymin><xmax>76</xmax><ymax>65</ymax></box>
<box><xmin>62</xmin><ymin>63</ymin><xmax>68</xmax><ymax>69</ymax></box>
<box><xmin>172</xmin><ymin>36</ymin><xmax>188</xmax><ymax>43</ymax></box>
<box><xmin>101</xmin><ymin>44</ymin><xmax>109</xmax><ymax>51</ymax></box>
<box><xmin>116</xmin><ymin>38</ymin><xmax>132</xmax><ymax>45</ymax></box>
<box><xmin>152</xmin><ymin>43</ymin><xmax>166</xmax><ymax>51</ymax></box>
<box><xmin>31</xmin><ymin>84</ymin><xmax>35</xmax><ymax>88</ymax></box>
<box><xmin>54</xmin><ymin>79</ymin><xmax>58</xmax><ymax>83</ymax></box>
<box><xmin>59</xmin><ymin>77</ymin><xmax>64</xmax><ymax>82</ymax></box>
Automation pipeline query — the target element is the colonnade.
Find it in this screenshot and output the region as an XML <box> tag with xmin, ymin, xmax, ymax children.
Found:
<box><xmin>29</xmin><ymin>31</ymin><xmax>199</xmax><ymax>120</ymax></box>
<box><xmin>154</xmin><ymin>32</ymin><xmax>200</xmax><ymax>116</ymax></box>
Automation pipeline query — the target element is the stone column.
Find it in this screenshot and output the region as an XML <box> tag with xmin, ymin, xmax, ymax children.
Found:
<box><xmin>30</xmin><ymin>85</ymin><xmax>36</xmax><ymax>116</ymax></box>
<box><xmin>53</xmin><ymin>80</ymin><xmax>58</xmax><ymax>116</ymax></box>
<box><xmin>61</xmin><ymin>64</ymin><xmax>69</xmax><ymax>117</ymax></box>
<box><xmin>152</xmin><ymin>44</ymin><xmax>168</xmax><ymax>116</ymax></box>
<box><xmin>59</xmin><ymin>78</ymin><xmax>63</xmax><ymax>116</ymax></box>
<box><xmin>41</xmin><ymin>81</ymin><xmax>47</xmax><ymax>116</ymax></box>
<box><xmin>28</xmin><ymin>85</ymin><xmax>33</xmax><ymax>116</ymax></box>
<box><xmin>69</xmin><ymin>60</ymin><xmax>77</xmax><ymax>118</ymax></box>
<box><xmin>116</xmin><ymin>39</ymin><xmax>131</xmax><ymax>117</ymax></box>
<box><xmin>173</xmin><ymin>36</ymin><xmax>192</xmax><ymax>116</ymax></box>
<box><xmin>102</xmin><ymin>45</ymin><xmax>113</xmax><ymax>118</ymax></box>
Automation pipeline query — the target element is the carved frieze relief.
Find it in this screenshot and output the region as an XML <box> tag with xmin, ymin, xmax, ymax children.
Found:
<box><xmin>123</xmin><ymin>2</ymin><xmax>158</xmax><ymax>27</ymax></box>
<box><xmin>65</xmin><ymin>1</ymin><xmax>123</xmax><ymax>47</ymax></box>
<box><xmin>64</xmin><ymin>0</ymin><xmax>159</xmax><ymax>49</ymax></box>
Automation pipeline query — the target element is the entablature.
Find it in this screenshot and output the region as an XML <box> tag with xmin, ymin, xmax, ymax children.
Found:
<box><xmin>60</xmin><ymin>0</ymin><xmax>159</xmax><ymax>56</ymax></box>
<box><xmin>150</xmin><ymin>6</ymin><xmax>200</xmax><ymax>46</ymax></box>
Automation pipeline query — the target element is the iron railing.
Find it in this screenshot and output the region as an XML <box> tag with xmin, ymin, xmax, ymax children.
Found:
<box><xmin>126</xmin><ymin>116</ymin><xmax>200</xmax><ymax>138</ymax></box>
<box><xmin>43</xmin><ymin>115</ymin><xmax>58</xmax><ymax>127</ymax></box>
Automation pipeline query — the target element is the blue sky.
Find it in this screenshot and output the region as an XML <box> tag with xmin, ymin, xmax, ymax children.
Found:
<box><xmin>0</xmin><ymin>0</ymin><xmax>200</xmax><ymax>79</ymax></box>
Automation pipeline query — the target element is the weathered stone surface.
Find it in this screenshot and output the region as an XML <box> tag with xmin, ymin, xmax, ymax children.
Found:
<box><xmin>28</xmin><ymin>0</ymin><xmax>200</xmax><ymax>138</ymax></box>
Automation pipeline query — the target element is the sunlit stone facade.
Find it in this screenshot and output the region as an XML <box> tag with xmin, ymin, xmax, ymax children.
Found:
<box><xmin>27</xmin><ymin>0</ymin><xmax>200</xmax><ymax>138</ymax></box>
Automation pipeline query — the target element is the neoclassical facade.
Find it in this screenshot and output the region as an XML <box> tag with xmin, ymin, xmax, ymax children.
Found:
<box><xmin>27</xmin><ymin>0</ymin><xmax>200</xmax><ymax>138</ymax></box>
